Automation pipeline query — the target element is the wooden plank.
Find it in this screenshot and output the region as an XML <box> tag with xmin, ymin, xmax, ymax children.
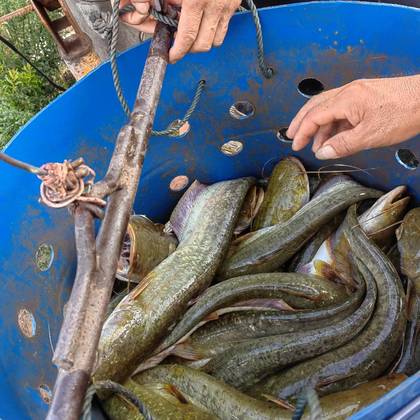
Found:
<box><xmin>0</xmin><ymin>4</ymin><xmax>34</xmax><ymax>25</ymax></box>
<box><xmin>50</xmin><ymin>15</ymin><xmax>70</xmax><ymax>33</ymax></box>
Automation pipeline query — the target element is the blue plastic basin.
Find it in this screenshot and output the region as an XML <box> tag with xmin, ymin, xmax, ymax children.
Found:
<box><xmin>0</xmin><ymin>2</ymin><xmax>419</xmax><ymax>418</ymax></box>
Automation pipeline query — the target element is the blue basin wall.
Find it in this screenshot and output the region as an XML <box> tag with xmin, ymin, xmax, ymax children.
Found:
<box><xmin>0</xmin><ymin>2</ymin><xmax>419</xmax><ymax>418</ymax></box>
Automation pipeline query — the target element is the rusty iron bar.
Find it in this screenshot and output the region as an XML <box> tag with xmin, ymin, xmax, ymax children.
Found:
<box><xmin>47</xmin><ymin>205</ymin><xmax>96</xmax><ymax>418</ymax></box>
<box><xmin>0</xmin><ymin>152</ymin><xmax>46</xmax><ymax>175</ymax></box>
<box><xmin>46</xmin><ymin>21</ymin><xmax>172</xmax><ymax>420</ymax></box>
<box><xmin>0</xmin><ymin>4</ymin><xmax>34</xmax><ymax>25</ymax></box>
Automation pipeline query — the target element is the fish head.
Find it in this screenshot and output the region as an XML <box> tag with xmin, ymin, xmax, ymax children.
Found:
<box><xmin>235</xmin><ymin>186</ymin><xmax>265</xmax><ymax>235</ymax></box>
<box><xmin>358</xmin><ymin>185</ymin><xmax>410</xmax><ymax>249</ymax></box>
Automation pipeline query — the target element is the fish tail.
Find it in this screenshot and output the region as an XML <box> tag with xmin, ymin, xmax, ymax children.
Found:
<box><xmin>172</xmin><ymin>341</ymin><xmax>207</xmax><ymax>361</ymax></box>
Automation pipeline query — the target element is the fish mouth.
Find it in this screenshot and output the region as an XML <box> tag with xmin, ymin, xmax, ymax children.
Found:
<box><xmin>117</xmin><ymin>225</ymin><xmax>135</xmax><ymax>276</ymax></box>
<box><xmin>358</xmin><ymin>185</ymin><xmax>409</xmax><ymax>228</ymax></box>
<box><xmin>368</xmin><ymin>185</ymin><xmax>408</xmax><ymax>212</ymax></box>
<box><xmin>384</xmin><ymin>186</ymin><xmax>408</xmax><ymax>206</ymax></box>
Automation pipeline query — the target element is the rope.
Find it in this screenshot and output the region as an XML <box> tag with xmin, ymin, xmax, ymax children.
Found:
<box><xmin>149</xmin><ymin>7</ymin><xmax>178</xmax><ymax>27</ymax></box>
<box><xmin>91</xmin><ymin>0</ymin><xmax>272</xmax><ymax>134</ymax></box>
<box><xmin>0</xmin><ymin>35</ymin><xmax>66</xmax><ymax>92</ymax></box>
<box><xmin>119</xmin><ymin>0</ymin><xmax>274</xmax><ymax>79</ymax></box>
<box><xmin>244</xmin><ymin>0</ymin><xmax>273</xmax><ymax>78</ymax></box>
<box><xmin>151</xmin><ymin>79</ymin><xmax>205</xmax><ymax>136</ymax></box>
<box><xmin>82</xmin><ymin>380</ymin><xmax>154</xmax><ymax>420</ymax></box>
<box><xmin>110</xmin><ymin>0</ymin><xmax>130</xmax><ymax>116</ymax></box>
<box><xmin>118</xmin><ymin>1</ymin><xmax>272</xmax><ymax>78</ymax></box>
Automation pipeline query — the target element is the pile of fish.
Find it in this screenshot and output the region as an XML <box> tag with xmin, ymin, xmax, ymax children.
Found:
<box><xmin>92</xmin><ymin>157</ymin><xmax>419</xmax><ymax>419</ymax></box>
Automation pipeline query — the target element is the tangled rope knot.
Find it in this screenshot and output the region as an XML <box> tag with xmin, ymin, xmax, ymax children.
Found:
<box><xmin>90</xmin><ymin>11</ymin><xmax>112</xmax><ymax>40</ymax></box>
<box><xmin>37</xmin><ymin>158</ymin><xmax>106</xmax><ymax>209</ymax></box>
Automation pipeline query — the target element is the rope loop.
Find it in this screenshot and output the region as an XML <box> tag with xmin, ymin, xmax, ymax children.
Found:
<box><xmin>91</xmin><ymin>0</ymin><xmax>273</xmax><ymax>131</ymax></box>
<box><xmin>151</xmin><ymin>79</ymin><xmax>205</xmax><ymax>137</ymax></box>
<box><xmin>90</xmin><ymin>10</ymin><xmax>112</xmax><ymax>40</ymax></box>
<box><xmin>244</xmin><ymin>0</ymin><xmax>274</xmax><ymax>79</ymax></box>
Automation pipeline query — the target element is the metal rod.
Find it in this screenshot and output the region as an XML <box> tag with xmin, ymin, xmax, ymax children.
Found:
<box><xmin>0</xmin><ymin>4</ymin><xmax>33</xmax><ymax>25</ymax></box>
<box><xmin>0</xmin><ymin>152</ymin><xmax>46</xmax><ymax>175</ymax></box>
<box><xmin>46</xmin><ymin>21</ymin><xmax>172</xmax><ymax>420</ymax></box>
<box><xmin>52</xmin><ymin>206</ymin><xmax>97</xmax><ymax>371</ymax></box>
<box><xmin>47</xmin><ymin>205</ymin><xmax>96</xmax><ymax>418</ymax></box>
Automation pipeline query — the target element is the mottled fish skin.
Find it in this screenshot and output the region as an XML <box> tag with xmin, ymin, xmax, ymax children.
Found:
<box><xmin>133</xmin><ymin>365</ymin><xmax>290</xmax><ymax>420</ymax></box>
<box><xmin>298</xmin><ymin>186</ymin><xmax>409</xmax><ymax>284</ymax></box>
<box><xmin>188</xmin><ymin>280</ymin><xmax>364</xmax><ymax>348</ymax></box>
<box><xmin>301</xmin><ymin>374</ymin><xmax>407</xmax><ymax>420</ymax></box>
<box><xmin>159</xmin><ymin>273</ymin><xmax>348</xmax><ymax>350</ymax></box>
<box><xmin>395</xmin><ymin>208</ymin><xmax>420</xmax><ymax>375</ymax></box>
<box><xmin>252</xmin><ymin>205</ymin><xmax>406</xmax><ymax>400</ymax></box>
<box><xmin>387</xmin><ymin>244</ymin><xmax>402</xmax><ymax>276</ymax></box>
<box><xmin>165</xmin><ymin>180</ymin><xmax>208</xmax><ymax>241</ymax></box>
<box><xmin>205</xmin><ymin>260</ymin><xmax>376</xmax><ymax>390</ymax></box>
<box><xmin>218</xmin><ymin>176</ymin><xmax>382</xmax><ymax>280</ymax></box>
<box><xmin>103</xmin><ymin>379</ymin><xmax>216</xmax><ymax>420</ymax></box>
<box><xmin>288</xmin><ymin>214</ymin><xmax>344</xmax><ymax>272</ymax></box>
<box><xmin>252</xmin><ymin>157</ymin><xmax>310</xmax><ymax>230</ymax></box>
<box><xmin>397</xmin><ymin>207</ymin><xmax>420</xmax><ymax>294</ymax></box>
<box><xmin>396</xmin><ymin>278</ymin><xmax>420</xmax><ymax>375</ymax></box>
<box><xmin>311</xmin><ymin>175</ymin><xmax>349</xmax><ymax>199</ymax></box>
<box><xmin>93</xmin><ymin>178</ymin><xmax>254</xmax><ymax>385</ymax></box>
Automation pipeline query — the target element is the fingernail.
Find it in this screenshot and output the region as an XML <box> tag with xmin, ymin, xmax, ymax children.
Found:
<box><xmin>315</xmin><ymin>145</ymin><xmax>337</xmax><ymax>160</ymax></box>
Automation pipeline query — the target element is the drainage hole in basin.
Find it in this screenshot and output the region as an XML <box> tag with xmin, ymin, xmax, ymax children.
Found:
<box><xmin>168</xmin><ymin>120</ymin><xmax>191</xmax><ymax>138</ymax></box>
<box><xmin>297</xmin><ymin>78</ymin><xmax>325</xmax><ymax>98</ymax></box>
<box><xmin>170</xmin><ymin>175</ymin><xmax>190</xmax><ymax>191</ymax></box>
<box><xmin>39</xmin><ymin>384</ymin><xmax>52</xmax><ymax>405</ymax></box>
<box><xmin>395</xmin><ymin>149</ymin><xmax>418</xmax><ymax>170</ymax></box>
<box><xmin>18</xmin><ymin>308</ymin><xmax>36</xmax><ymax>338</ymax></box>
<box><xmin>277</xmin><ymin>128</ymin><xmax>293</xmax><ymax>144</ymax></box>
<box><xmin>229</xmin><ymin>101</ymin><xmax>255</xmax><ymax>120</ymax></box>
<box><xmin>221</xmin><ymin>140</ymin><xmax>243</xmax><ymax>156</ymax></box>
<box><xmin>35</xmin><ymin>243</ymin><xmax>54</xmax><ymax>271</ymax></box>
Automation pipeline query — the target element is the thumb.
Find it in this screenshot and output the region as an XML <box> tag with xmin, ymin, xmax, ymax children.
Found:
<box><xmin>315</xmin><ymin>127</ymin><xmax>364</xmax><ymax>160</ymax></box>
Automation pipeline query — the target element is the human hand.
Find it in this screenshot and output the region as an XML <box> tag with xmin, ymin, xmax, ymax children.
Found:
<box><xmin>287</xmin><ymin>75</ymin><xmax>420</xmax><ymax>160</ymax></box>
<box><xmin>120</xmin><ymin>0</ymin><xmax>242</xmax><ymax>63</ymax></box>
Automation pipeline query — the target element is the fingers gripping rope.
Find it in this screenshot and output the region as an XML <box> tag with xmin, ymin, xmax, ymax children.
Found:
<box><xmin>118</xmin><ymin>0</ymin><xmax>273</xmax><ymax>79</ymax></box>
<box><xmin>92</xmin><ymin>0</ymin><xmax>272</xmax><ymax>133</ymax></box>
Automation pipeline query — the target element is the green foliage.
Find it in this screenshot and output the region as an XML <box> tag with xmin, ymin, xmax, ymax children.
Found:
<box><xmin>0</xmin><ymin>0</ymin><xmax>73</xmax><ymax>147</ymax></box>
<box><xmin>0</xmin><ymin>63</ymin><xmax>58</xmax><ymax>145</ymax></box>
